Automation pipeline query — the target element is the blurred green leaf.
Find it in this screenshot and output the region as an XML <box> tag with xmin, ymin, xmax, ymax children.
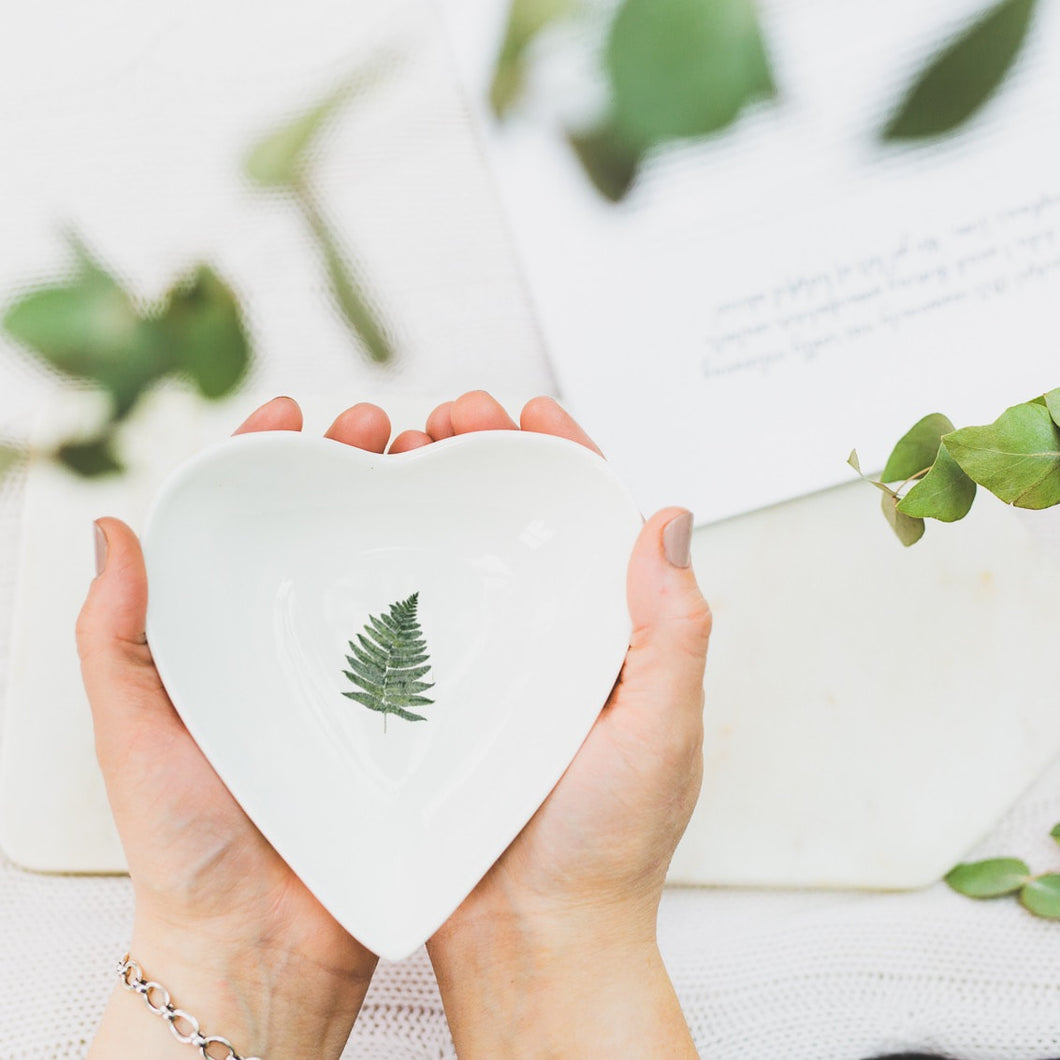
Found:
<box><xmin>881</xmin><ymin>413</ymin><xmax>955</xmax><ymax>482</ymax></box>
<box><xmin>606</xmin><ymin>0</ymin><xmax>774</xmax><ymax>150</ymax></box>
<box><xmin>1044</xmin><ymin>388</ymin><xmax>1060</xmax><ymax>428</ymax></box>
<box><xmin>0</xmin><ymin>444</ymin><xmax>23</xmax><ymax>485</ymax></box>
<box><xmin>297</xmin><ymin>192</ymin><xmax>393</xmax><ymax>364</ymax></box>
<box><xmin>55</xmin><ymin>435</ymin><xmax>123</xmax><ymax>477</ymax></box>
<box><xmin>1019</xmin><ymin>874</ymin><xmax>1060</xmax><ymax>919</ymax></box>
<box><xmin>159</xmin><ymin>266</ymin><xmax>250</xmax><ymax>399</ymax></box>
<box><xmin>1051</xmin><ymin>821</ymin><xmax>1060</xmax><ymax>844</ymax></box>
<box><xmin>883</xmin><ymin>0</ymin><xmax>1037</xmax><ymax>140</ymax></box>
<box><xmin>945</xmin><ymin>401</ymin><xmax>1060</xmax><ymax>509</ymax></box>
<box><xmin>491</xmin><ymin>0</ymin><xmax>572</xmax><ymax>118</ymax></box>
<box><xmin>567</xmin><ymin>123</ymin><xmax>641</xmax><ymax>202</ymax></box>
<box><xmin>2</xmin><ymin>256</ymin><xmax>169</xmax><ymax>417</ymax></box>
<box><xmin>4</xmin><ymin>268</ymin><xmax>138</xmax><ymax>377</ymax></box>
<box><xmin>881</xmin><ymin>489</ymin><xmax>925</xmax><ymax>546</ymax></box>
<box><xmin>244</xmin><ymin>69</ymin><xmax>396</xmax><ymax>363</ymax></box>
<box><xmin>897</xmin><ymin>443</ymin><xmax>977</xmax><ymax>522</ymax></box>
<box><xmin>945</xmin><ymin>857</ymin><xmax>1030</xmax><ymax>898</ymax></box>
<box><xmin>244</xmin><ymin>82</ymin><xmax>355</xmax><ymax>187</ymax></box>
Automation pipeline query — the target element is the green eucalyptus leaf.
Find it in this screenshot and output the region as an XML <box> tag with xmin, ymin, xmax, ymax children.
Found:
<box><xmin>55</xmin><ymin>436</ymin><xmax>123</xmax><ymax>477</ymax></box>
<box><xmin>567</xmin><ymin>123</ymin><xmax>641</xmax><ymax>202</ymax></box>
<box><xmin>4</xmin><ymin>272</ymin><xmax>138</xmax><ymax>377</ymax></box>
<box><xmin>881</xmin><ymin>489</ymin><xmax>925</xmax><ymax>546</ymax></box>
<box><xmin>606</xmin><ymin>0</ymin><xmax>774</xmax><ymax>150</ymax></box>
<box><xmin>945</xmin><ymin>401</ymin><xmax>1060</xmax><ymax>509</ymax></box>
<box><xmin>1050</xmin><ymin>822</ymin><xmax>1060</xmax><ymax>845</ymax></box>
<box><xmin>883</xmin><ymin>0</ymin><xmax>1037</xmax><ymax>140</ymax></box>
<box><xmin>244</xmin><ymin>82</ymin><xmax>354</xmax><ymax>187</ymax></box>
<box><xmin>1043</xmin><ymin>388</ymin><xmax>1060</xmax><ymax>428</ymax></box>
<box><xmin>897</xmin><ymin>443</ymin><xmax>977</xmax><ymax>522</ymax></box>
<box><xmin>1019</xmin><ymin>874</ymin><xmax>1060</xmax><ymax>919</ymax></box>
<box><xmin>849</xmin><ymin>448</ymin><xmax>914</xmax><ymax>513</ymax></box>
<box><xmin>3</xmin><ymin>260</ymin><xmax>168</xmax><ymax>417</ymax></box>
<box><xmin>945</xmin><ymin>857</ymin><xmax>1030</xmax><ymax>898</ymax></box>
<box><xmin>881</xmin><ymin>413</ymin><xmax>955</xmax><ymax>482</ymax></box>
<box><xmin>159</xmin><ymin>267</ymin><xmax>250</xmax><ymax>399</ymax></box>
<box><xmin>491</xmin><ymin>0</ymin><xmax>572</xmax><ymax>118</ymax></box>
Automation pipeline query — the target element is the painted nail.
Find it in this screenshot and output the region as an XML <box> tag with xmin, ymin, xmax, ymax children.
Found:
<box><xmin>663</xmin><ymin>511</ymin><xmax>693</xmax><ymax>569</ymax></box>
<box><xmin>94</xmin><ymin>521</ymin><xmax>107</xmax><ymax>576</ymax></box>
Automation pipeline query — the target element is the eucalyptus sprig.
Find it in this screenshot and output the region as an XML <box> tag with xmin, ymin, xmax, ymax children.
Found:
<box><xmin>851</xmin><ymin>390</ymin><xmax>1060</xmax><ymax>546</ymax></box>
<box><xmin>491</xmin><ymin>0</ymin><xmax>1038</xmax><ymax>201</ymax></box>
<box><xmin>1</xmin><ymin>237</ymin><xmax>250</xmax><ymax>482</ymax></box>
<box><xmin>243</xmin><ymin>70</ymin><xmax>395</xmax><ymax>364</ymax></box>
<box><xmin>0</xmin><ymin>62</ymin><xmax>402</xmax><ymax>491</ymax></box>
<box><xmin>945</xmin><ymin>821</ymin><xmax>1060</xmax><ymax>920</ymax></box>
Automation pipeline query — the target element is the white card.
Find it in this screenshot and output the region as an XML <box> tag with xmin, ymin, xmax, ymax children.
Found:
<box><xmin>437</xmin><ymin>0</ymin><xmax>1060</xmax><ymax>523</ymax></box>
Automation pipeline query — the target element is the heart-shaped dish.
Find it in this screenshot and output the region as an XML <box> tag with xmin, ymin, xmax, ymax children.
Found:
<box><xmin>142</xmin><ymin>429</ymin><xmax>642</xmax><ymax>960</ymax></box>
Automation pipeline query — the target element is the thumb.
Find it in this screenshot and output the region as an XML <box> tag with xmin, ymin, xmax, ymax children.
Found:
<box><xmin>623</xmin><ymin>508</ymin><xmax>712</xmax><ymax>711</ymax></box>
<box><xmin>76</xmin><ymin>518</ymin><xmax>172</xmax><ymax>759</ymax></box>
<box><xmin>76</xmin><ymin>518</ymin><xmax>150</xmax><ymax>662</ymax></box>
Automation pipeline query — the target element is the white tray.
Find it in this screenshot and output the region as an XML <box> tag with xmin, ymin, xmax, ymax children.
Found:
<box><xmin>4</xmin><ymin>389</ymin><xmax>1060</xmax><ymax>889</ymax></box>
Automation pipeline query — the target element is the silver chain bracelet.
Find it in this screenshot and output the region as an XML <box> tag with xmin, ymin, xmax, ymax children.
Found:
<box><xmin>117</xmin><ymin>953</ymin><xmax>263</xmax><ymax>1060</ymax></box>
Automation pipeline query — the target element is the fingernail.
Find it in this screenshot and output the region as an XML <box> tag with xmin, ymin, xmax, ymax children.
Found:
<box><xmin>663</xmin><ymin>511</ymin><xmax>693</xmax><ymax>569</ymax></box>
<box><xmin>94</xmin><ymin>521</ymin><xmax>107</xmax><ymax>576</ymax></box>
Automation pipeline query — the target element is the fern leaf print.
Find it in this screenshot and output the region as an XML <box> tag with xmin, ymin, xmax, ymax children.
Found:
<box><xmin>342</xmin><ymin>591</ymin><xmax>435</xmax><ymax>733</ymax></box>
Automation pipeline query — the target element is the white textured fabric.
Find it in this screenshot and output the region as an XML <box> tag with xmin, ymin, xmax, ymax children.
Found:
<box><xmin>2</xmin><ymin>761</ymin><xmax>1060</xmax><ymax>1058</ymax></box>
<box><xmin>2</xmin><ymin>0</ymin><xmax>1060</xmax><ymax>1056</ymax></box>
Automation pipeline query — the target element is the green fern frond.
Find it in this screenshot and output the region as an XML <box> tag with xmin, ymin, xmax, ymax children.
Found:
<box><xmin>342</xmin><ymin>591</ymin><xmax>435</xmax><ymax>732</ymax></box>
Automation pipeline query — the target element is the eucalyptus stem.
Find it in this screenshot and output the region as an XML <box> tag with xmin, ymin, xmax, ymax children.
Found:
<box><xmin>293</xmin><ymin>183</ymin><xmax>394</xmax><ymax>365</ymax></box>
<box><xmin>895</xmin><ymin>465</ymin><xmax>934</xmax><ymax>496</ymax></box>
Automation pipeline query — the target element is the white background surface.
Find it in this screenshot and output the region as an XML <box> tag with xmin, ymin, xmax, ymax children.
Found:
<box><xmin>1</xmin><ymin>1</ymin><xmax>1059</xmax><ymax>1056</ymax></box>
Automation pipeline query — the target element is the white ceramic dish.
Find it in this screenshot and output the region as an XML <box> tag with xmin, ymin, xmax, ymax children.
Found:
<box><xmin>142</xmin><ymin>428</ymin><xmax>642</xmax><ymax>960</ymax></box>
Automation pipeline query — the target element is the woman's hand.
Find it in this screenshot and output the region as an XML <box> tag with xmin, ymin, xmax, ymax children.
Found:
<box><xmin>80</xmin><ymin>397</ymin><xmax>395</xmax><ymax>1059</ymax></box>
<box><xmin>394</xmin><ymin>391</ymin><xmax>710</xmax><ymax>1058</ymax></box>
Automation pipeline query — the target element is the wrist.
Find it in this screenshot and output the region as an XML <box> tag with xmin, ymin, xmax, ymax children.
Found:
<box><xmin>428</xmin><ymin>898</ymin><xmax>695</xmax><ymax>1059</ymax></box>
<box><xmin>430</xmin><ymin>890</ymin><xmax>657</xmax><ymax>974</ymax></box>
<box><xmin>91</xmin><ymin>919</ymin><xmax>375</xmax><ymax>1059</ymax></box>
